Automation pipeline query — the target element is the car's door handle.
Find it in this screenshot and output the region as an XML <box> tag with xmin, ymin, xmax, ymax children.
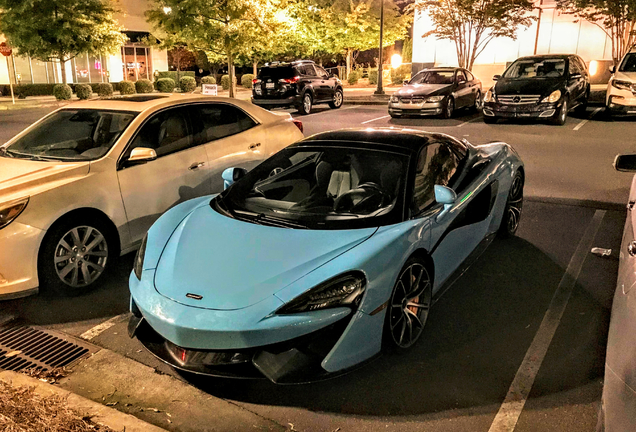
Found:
<box><xmin>188</xmin><ymin>161</ymin><xmax>205</xmax><ymax>170</ymax></box>
<box><xmin>248</xmin><ymin>143</ymin><xmax>261</xmax><ymax>150</ymax></box>
<box><xmin>628</xmin><ymin>200</ymin><xmax>635</xmax><ymax>211</ymax></box>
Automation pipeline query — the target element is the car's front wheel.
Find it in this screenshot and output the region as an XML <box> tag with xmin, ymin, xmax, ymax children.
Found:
<box><xmin>442</xmin><ymin>97</ymin><xmax>455</xmax><ymax>119</ymax></box>
<box><xmin>298</xmin><ymin>93</ymin><xmax>313</xmax><ymax>115</ymax></box>
<box><xmin>329</xmin><ymin>88</ymin><xmax>343</xmax><ymax>109</ymax></box>
<box><xmin>498</xmin><ymin>170</ymin><xmax>524</xmax><ymax>238</ymax></box>
<box><xmin>551</xmin><ymin>97</ymin><xmax>569</xmax><ymax>125</ymax></box>
<box><xmin>384</xmin><ymin>257</ymin><xmax>433</xmax><ymax>350</ymax></box>
<box><xmin>38</xmin><ymin>216</ymin><xmax>116</xmax><ymax>295</ymax></box>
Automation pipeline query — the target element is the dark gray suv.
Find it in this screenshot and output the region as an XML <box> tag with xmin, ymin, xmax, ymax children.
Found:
<box><xmin>252</xmin><ymin>60</ymin><xmax>344</xmax><ymax>115</ymax></box>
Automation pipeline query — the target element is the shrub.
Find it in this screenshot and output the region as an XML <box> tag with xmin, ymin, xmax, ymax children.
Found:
<box><xmin>53</xmin><ymin>84</ymin><xmax>72</xmax><ymax>101</ymax></box>
<box><xmin>135</xmin><ymin>79</ymin><xmax>154</xmax><ymax>94</ymax></box>
<box><xmin>220</xmin><ymin>75</ymin><xmax>236</xmax><ymax>90</ymax></box>
<box><xmin>391</xmin><ymin>64</ymin><xmax>411</xmax><ymax>85</ymax></box>
<box><xmin>201</xmin><ymin>75</ymin><xmax>216</xmax><ymax>84</ymax></box>
<box><xmin>75</xmin><ymin>83</ymin><xmax>93</xmax><ymax>100</ymax></box>
<box><xmin>347</xmin><ymin>70</ymin><xmax>360</xmax><ymax>85</ymax></box>
<box><xmin>179</xmin><ymin>76</ymin><xmax>197</xmax><ymax>92</ymax></box>
<box><xmin>119</xmin><ymin>81</ymin><xmax>136</xmax><ymax>95</ymax></box>
<box><xmin>368</xmin><ymin>69</ymin><xmax>378</xmax><ymax>85</ymax></box>
<box><xmin>96</xmin><ymin>83</ymin><xmax>113</xmax><ymax>97</ymax></box>
<box><xmin>156</xmin><ymin>71</ymin><xmax>195</xmax><ymax>82</ymax></box>
<box><xmin>240</xmin><ymin>74</ymin><xmax>254</xmax><ymax>89</ymax></box>
<box><xmin>157</xmin><ymin>78</ymin><xmax>175</xmax><ymax>93</ymax></box>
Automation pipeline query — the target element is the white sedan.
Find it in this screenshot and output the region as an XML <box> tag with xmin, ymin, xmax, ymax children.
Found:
<box><xmin>0</xmin><ymin>94</ymin><xmax>304</xmax><ymax>299</ymax></box>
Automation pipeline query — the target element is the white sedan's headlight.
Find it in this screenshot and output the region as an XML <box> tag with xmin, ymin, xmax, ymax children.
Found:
<box><xmin>277</xmin><ymin>273</ymin><xmax>366</xmax><ymax>314</ymax></box>
<box><xmin>542</xmin><ymin>90</ymin><xmax>562</xmax><ymax>103</ymax></box>
<box><xmin>611</xmin><ymin>79</ymin><xmax>633</xmax><ymax>91</ymax></box>
<box><xmin>0</xmin><ymin>197</ymin><xmax>29</xmax><ymax>230</ymax></box>
<box><xmin>484</xmin><ymin>89</ymin><xmax>494</xmax><ymax>103</ymax></box>
<box><xmin>425</xmin><ymin>96</ymin><xmax>445</xmax><ymax>103</ymax></box>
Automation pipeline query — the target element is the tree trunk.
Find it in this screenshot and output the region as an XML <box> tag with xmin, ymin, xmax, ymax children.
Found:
<box><xmin>228</xmin><ymin>50</ymin><xmax>235</xmax><ymax>98</ymax></box>
<box><xmin>176</xmin><ymin>50</ymin><xmax>181</xmax><ymax>86</ymax></box>
<box><xmin>345</xmin><ymin>49</ymin><xmax>352</xmax><ymax>78</ymax></box>
<box><xmin>59</xmin><ymin>56</ymin><xmax>67</xmax><ymax>84</ymax></box>
<box><xmin>253</xmin><ymin>61</ymin><xmax>257</xmax><ymax>76</ymax></box>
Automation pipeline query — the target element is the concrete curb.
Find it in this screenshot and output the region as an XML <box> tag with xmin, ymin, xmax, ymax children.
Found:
<box><xmin>0</xmin><ymin>370</ymin><xmax>169</xmax><ymax>432</ymax></box>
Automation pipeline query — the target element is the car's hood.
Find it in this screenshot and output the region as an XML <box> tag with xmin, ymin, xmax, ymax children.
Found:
<box><xmin>154</xmin><ymin>205</ymin><xmax>378</xmax><ymax>311</ymax></box>
<box><xmin>615</xmin><ymin>71</ymin><xmax>636</xmax><ymax>82</ymax></box>
<box><xmin>494</xmin><ymin>78</ymin><xmax>562</xmax><ymax>97</ymax></box>
<box><xmin>0</xmin><ymin>156</ymin><xmax>90</xmax><ymax>200</ymax></box>
<box><xmin>395</xmin><ymin>84</ymin><xmax>451</xmax><ymax>97</ymax></box>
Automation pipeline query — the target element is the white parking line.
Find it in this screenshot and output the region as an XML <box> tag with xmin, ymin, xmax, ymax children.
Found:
<box><xmin>291</xmin><ymin>105</ymin><xmax>360</xmax><ymax>118</ymax></box>
<box><xmin>361</xmin><ymin>115</ymin><xmax>390</xmax><ymax>124</ymax></box>
<box><xmin>487</xmin><ymin>209</ymin><xmax>605</xmax><ymax>432</ymax></box>
<box><xmin>80</xmin><ymin>313</ymin><xmax>129</xmax><ymax>340</ymax></box>
<box><xmin>573</xmin><ymin>107</ymin><xmax>603</xmax><ymax>131</ymax></box>
<box><xmin>457</xmin><ymin>117</ymin><xmax>481</xmax><ymax>128</ymax></box>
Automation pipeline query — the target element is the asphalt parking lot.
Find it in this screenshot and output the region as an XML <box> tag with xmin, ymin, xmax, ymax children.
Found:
<box><xmin>2</xmin><ymin>103</ymin><xmax>636</xmax><ymax>432</ymax></box>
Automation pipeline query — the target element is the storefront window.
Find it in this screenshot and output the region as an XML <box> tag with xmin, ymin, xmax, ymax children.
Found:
<box><xmin>74</xmin><ymin>54</ymin><xmax>90</xmax><ymax>83</ymax></box>
<box><xmin>31</xmin><ymin>59</ymin><xmax>48</xmax><ymax>83</ymax></box>
<box><xmin>12</xmin><ymin>56</ymin><xmax>32</xmax><ymax>84</ymax></box>
<box><xmin>90</xmin><ymin>55</ymin><xmax>106</xmax><ymax>83</ymax></box>
<box><xmin>121</xmin><ymin>46</ymin><xmax>151</xmax><ymax>81</ymax></box>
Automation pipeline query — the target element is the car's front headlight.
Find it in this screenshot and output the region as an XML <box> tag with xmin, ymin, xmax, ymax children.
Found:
<box><xmin>484</xmin><ymin>89</ymin><xmax>494</xmax><ymax>103</ymax></box>
<box><xmin>541</xmin><ymin>90</ymin><xmax>562</xmax><ymax>103</ymax></box>
<box><xmin>425</xmin><ymin>95</ymin><xmax>445</xmax><ymax>103</ymax></box>
<box><xmin>0</xmin><ymin>196</ymin><xmax>29</xmax><ymax>230</ymax></box>
<box><xmin>390</xmin><ymin>95</ymin><xmax>399</xmax><ymax>103</ymax></box>
<box><xmin>611</xmin><ymin>79</ymin><xmax>633</xmax><ymax>91</ymax></box>
<box><xmin>133</xmin><ymin>234</ymin><xmax>147</xmax><ymax>280</ymax></box>
<box><xmin>277</xmin><ymin>272</ymin><xmax>366</xmax><ymax>314</ymax></box>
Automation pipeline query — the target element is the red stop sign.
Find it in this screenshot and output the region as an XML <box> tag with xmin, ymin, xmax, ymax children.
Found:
<box><xmin>0</xmin><ymin>42</ymin><xmax>12</xmax><ymax>57</ymax></box>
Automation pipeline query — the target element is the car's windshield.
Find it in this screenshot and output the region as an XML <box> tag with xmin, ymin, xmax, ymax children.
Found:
<box><xmin>410</xmin><ymin>70</ymin><xmax>455</xmax><ymax>85</ymax></box>
<box><xmin>503</xmin><ymin>59</ymin><xmax>566</xmax><ymax>79</ymax></box>
<box><xmin>619</xmin><ymin>53</ymin><xmax>636</xmax><ymax>73</ymax></box>
<box><xmin>218</xmin><ymin>145</ymin><xmax>409</xmax><ymax>230</ymax></box>
<box><xmin>2</xmin><ymin>109</ymin><xmax>136</xmax><ymax>161</ymax></box>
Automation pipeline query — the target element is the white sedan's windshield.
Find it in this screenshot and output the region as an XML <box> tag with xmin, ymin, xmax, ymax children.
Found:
<box><xmin>619</xmin><ymin>53</ymin><xmax>636</xmax><ymax>72</ymax></box>
<box><xmin>3</xmin><ymin>109</ymin><xmax>136</xmax><ymax>161</ymax></box>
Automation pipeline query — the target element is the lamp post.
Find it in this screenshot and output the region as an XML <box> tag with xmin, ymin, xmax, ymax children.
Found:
<box><xmin>375</xmin><ymin>0</ymin><xmax>385</xmax><ymax>95</ymax></box>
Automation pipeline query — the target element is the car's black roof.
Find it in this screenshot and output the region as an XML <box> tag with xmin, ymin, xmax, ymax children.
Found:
<box><xmin>298</xmin><ymin>128</ymin><xmax>463</xmax><ymax>154</ymax></box>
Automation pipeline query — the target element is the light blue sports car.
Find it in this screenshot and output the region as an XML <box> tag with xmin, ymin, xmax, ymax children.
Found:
<box><xmin>128</xmin><ymin>128</ymin><xmax>524</xmax><ymax>383</ymax></box>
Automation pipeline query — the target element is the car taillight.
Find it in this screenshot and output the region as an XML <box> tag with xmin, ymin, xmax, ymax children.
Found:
<box><xmin>292</xmin><ymin>119</ymin><xmax>303</xmax><ymax>133</ymax></box>
<box><xmin>252</xmin><ymin>79</ymin><xmax>260</xmax><ymax>84</ymax></box>
<box><xmin>281</xmin><ymin>76</ymin><xmax>300</xmax><ymax>84</ymax></box>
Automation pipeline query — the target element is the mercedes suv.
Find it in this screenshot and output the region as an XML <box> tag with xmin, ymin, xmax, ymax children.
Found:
<box><xmin>252</xmin><ymin>60</ymin><xmax>344</xmax><ymax>115</ymax></box>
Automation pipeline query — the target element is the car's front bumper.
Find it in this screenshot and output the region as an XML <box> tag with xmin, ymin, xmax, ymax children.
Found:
<box><xmin>483</xmin><ymin>101</ymin><xmax>559</xmax><ymax>119</ymax></box>
<box><xmin>607</xmin><ymin>91</ymin><xmax>636</xmax><ymax>114</ymax></box>
<box><xmin>0</xmin><ymin>221</ymin><xmax>44</xmax><ymax>299</ymax></box>
<box><xmin>388</xmin><ymin>100</ymin><xmax>444</xmax><ymax>116</ymax></box>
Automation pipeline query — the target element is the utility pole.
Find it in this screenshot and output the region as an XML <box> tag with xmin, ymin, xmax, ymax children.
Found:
<box><xmin>375</xmin><ymin>0</ymin><xmax>385</xmax><ymax>95</ymax></box>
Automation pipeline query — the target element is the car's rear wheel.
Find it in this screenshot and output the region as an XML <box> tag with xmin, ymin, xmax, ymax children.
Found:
<box><xmin>551</xmin><ymin>97</ymin><xmax>568</xmax><ymax>125</ymax></box>
<box><xmin>384</xmin><ymin>257</ymin><xmax>432</xmax><ymax>350</ymax></box>
<box><xmin>498</xmin><ymin>170</ymin><xmax>524</xmax><ymax>238</ymax></box>
<box><xmin>38</xmin><ymin>217</ymin><xmax>115</xmax><ymax>296</ymax></box>
<box><xmin>442</xmin><ymin>97</ymin><xmax>454</xmax><ymax>119</ymax></box>
<box><xmin>329</xmin><ymin>89</ymin><xmax>343</xmax><ymax>109</ymax></box>
<box><xmin>298</xmin><ymin>93</ymin><xmax>313</xmax><ymax>115</ymax></box>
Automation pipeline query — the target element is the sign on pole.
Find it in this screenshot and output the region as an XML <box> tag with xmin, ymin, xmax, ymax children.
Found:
<box><xmin>0</xmin><ymin>43</ymin><xmax>15</xmax><ymax>105</ymax></box>
<box><xmin>202</xmin><ymin>83</ymin><xmax>218</xmax><ymax>96</ymax></box>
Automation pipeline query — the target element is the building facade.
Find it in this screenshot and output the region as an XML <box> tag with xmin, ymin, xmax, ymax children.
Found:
<box><xmin>0</xmin><ymin>0</ymin><xmax>168</xmax><ymax>86</ymax></box>
<box><xmin>412</xmin><ymin>0</ymin><xmax>615</xmax><ymax>84</ymax></box>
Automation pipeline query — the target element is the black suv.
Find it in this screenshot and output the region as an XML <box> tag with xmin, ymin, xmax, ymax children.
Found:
<box><xmin>482</xmin><ymin>54</ymin><xmax>590</xmax><ymax>125</ymax></box>
<box><xmin>252</xmin><ymin>60</ymin><xmax>344</xmax><ymax>115</ymax></box>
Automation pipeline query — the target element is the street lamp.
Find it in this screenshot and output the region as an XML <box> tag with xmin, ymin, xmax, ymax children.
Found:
<box><xmin>375</xmin><ymin>0</ymin><xmax>385</xmax><ymax>95</ymax></box>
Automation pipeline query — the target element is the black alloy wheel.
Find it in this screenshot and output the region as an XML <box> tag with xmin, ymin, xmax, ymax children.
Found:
<box><xmin>443</xmin><ymin>97</ymin><xmax>455</xmax><ymax>119</ymax></box>
<box><xmin>298</xmin><ymin>92</ymin><xmax>313</xmax><ymax>115</ymax></box>
<box><xmin>551</xmin><ymin>97</ymin><xmax>568</xmax><ymax>125</ymax></box>
<box><xmin>329</xmin><ymin>88</ymin><xmax>344</xmax><ymax>109</ymax></box>
<box><xmin>385</xmin><ymin>257</ymin><xmax>433</xmax><ymax>349</ymax></box>
<box><xmin>498</xmin><ymin>170</ymin><xmax>524</xmax><ymax>238</ymax></box>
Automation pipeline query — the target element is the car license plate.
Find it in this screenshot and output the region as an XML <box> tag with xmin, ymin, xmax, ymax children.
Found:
<box><xmin>266</xmin><ymin>83</ymin><xmax>275</xmax><ymax>89</ymax></box>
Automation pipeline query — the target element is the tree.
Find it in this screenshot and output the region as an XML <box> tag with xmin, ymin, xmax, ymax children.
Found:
<box><xmin>168</xmin><ymin>44</ymin><xmax>196</xmax><ymax>81</ymax></box>
<box><xmin>557</xmin><ymin>0</ymin><xmax>636</xmax><ymax>65</ymax></box>
<box><xmin>146</xmin><ymin>0</ymin><xmax>281</xmax><ymax>97</ymax></box>
<box><xmin>412</xmin><ymin>0</ymin><xmax>535</xmax><ymax>71</ymax></box>
<box><xmin>0</xmin><ymin>0</ymin><xmax>126</xmax><ymax>83</ymax></box>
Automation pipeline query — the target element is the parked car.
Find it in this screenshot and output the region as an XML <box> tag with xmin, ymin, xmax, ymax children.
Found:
<box><xmin>388</xmin><ymin>67</ymin><xmax>482</xmax><ymax>118</ymax></box>
<box><xmin>597</xmin><ymin>153</ymin><xmax>636</xmax><ymax>431</ymax></box>
<box><xmin>251</xmin><ymin>60</ymin><xmax>344</xmax><ymax>115</ymax></box>
<box><xmin>483</xmin><ymin>54</ymin><xmax>590</xmax><ymax>125</ymax></box>
<box><xmin>128</xmin><ymin>128</ymin><xmax>524</xmax><ymax>384</ymax></box>
<box><xmin>606</xmin><ymin>48</ymin><xmax>636</xmax><ymax>116</ymax></box>
<box><xmin>0</xmin><ymin>95</ymin><xmax>304</xmax><ymax>299</ymax></box>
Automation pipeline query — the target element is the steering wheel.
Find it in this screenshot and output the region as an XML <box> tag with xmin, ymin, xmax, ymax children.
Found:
<box><xmin>333</xmin><ymin>182</ymin><xmax>388</xmax><ymax>213</ymax></box>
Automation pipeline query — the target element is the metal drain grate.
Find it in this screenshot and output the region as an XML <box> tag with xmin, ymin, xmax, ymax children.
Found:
<box><xmin>0</xmin><ymin>323</ymin><xmax>96</xmax><ymax>372</ymax></box>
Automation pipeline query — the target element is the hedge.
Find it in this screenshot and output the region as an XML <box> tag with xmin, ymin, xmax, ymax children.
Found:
<box><xmin>156</xmin><ymin>71</ymin><xmax>195</xmax><ymax>82</ymax></box>
<box><xmin>96</xmin><ymin>83</ymin><xmax>113</xmax><ymax>97</ymax></box>
<box><xmin>135</xmin><ymin>79</ymin><xmax>154</xmax><ymax>94</ymax></box>
<box><xmin>241</xmin><ymin>74</ymin><xmax>254</xmax><ymax>89</ymax></box>
<box><xmin>119</xmin><ymin>81</ymin><xmax>136</xmax><ymax>95</ymax></box>
<box><xmin>220</xmin><ymin>75</ymin><xmax>236</xmax><ymax>90</ymax></box>
<box><xmin>53</xmin><ymin>84</ymin><xmax>72</xmax><ymax>101</ymax></box>
<box><xmin>201</xmin><ymin>76</ymin><xmax>216</xmax><ymax>84</ymax></box>
<box><xmin>157</xmin><ymin>78</ymin><xmax>175</xmax><ymax>93</ymax></box>
<box><xmin>368</xmin><ymin>68</ymin><xmax>378</xmax><ymax>85</ymax></box>
<box><xmin>391</xmin><ymin>64</ymin><xmax>411</xmax><ymax>85</ymax></box>
<box><xmin>180</xmin><ymin>76</ymin><xmax>197</xmax><ymax>92</ymax></box>
<box><xmin>347</xmin><ymin>70</ymin><xmax>360</xmax><ymax>85</ymax></box>
<box><xmin>75</xmin><ymin>84</ymin><xmax>93</xmax><ymax>100</ymax></box>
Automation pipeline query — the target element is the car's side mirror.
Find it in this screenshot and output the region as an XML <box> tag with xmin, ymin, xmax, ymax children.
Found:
<box><xmin>329</xmin><ymin>73</ymin><xmax>337</xmax><ymax>79</ymax></box>
<box><xmin>434</xmin><ymin>185</ymin><xmax>457</xmax><ymax>221</ymax></box>
<box><xmin>222</xmin><ymin>167</ymin><xmax>247</xmax><ymax>189</ymax></box>
<box><xmin>458</xmin><ymin>80</ymin><xmax>466</xmax><ymax>85</ymax></box>
<box><xmin>609</xmin><ymin>65</ymin><xmax>616</xmax><ymax>74</ymax></box>
<box><xmin>126</xmin><ymin>147</ymin><xmax>157</xmax><ymax>165</ymax></box>
<box><xmin>614</xmin><ymin>154</ymin><xmax>636</xmax><ymax>172</ymax></box>
<box><xmin>493</xmin><ymin>74</ymin><xmax>501</xmax><ymax>81</ymax></box>
<box><xmin>403</xmin><ymin>79</ymin><xmax>410</xmax><ymax>86</ymax></box>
